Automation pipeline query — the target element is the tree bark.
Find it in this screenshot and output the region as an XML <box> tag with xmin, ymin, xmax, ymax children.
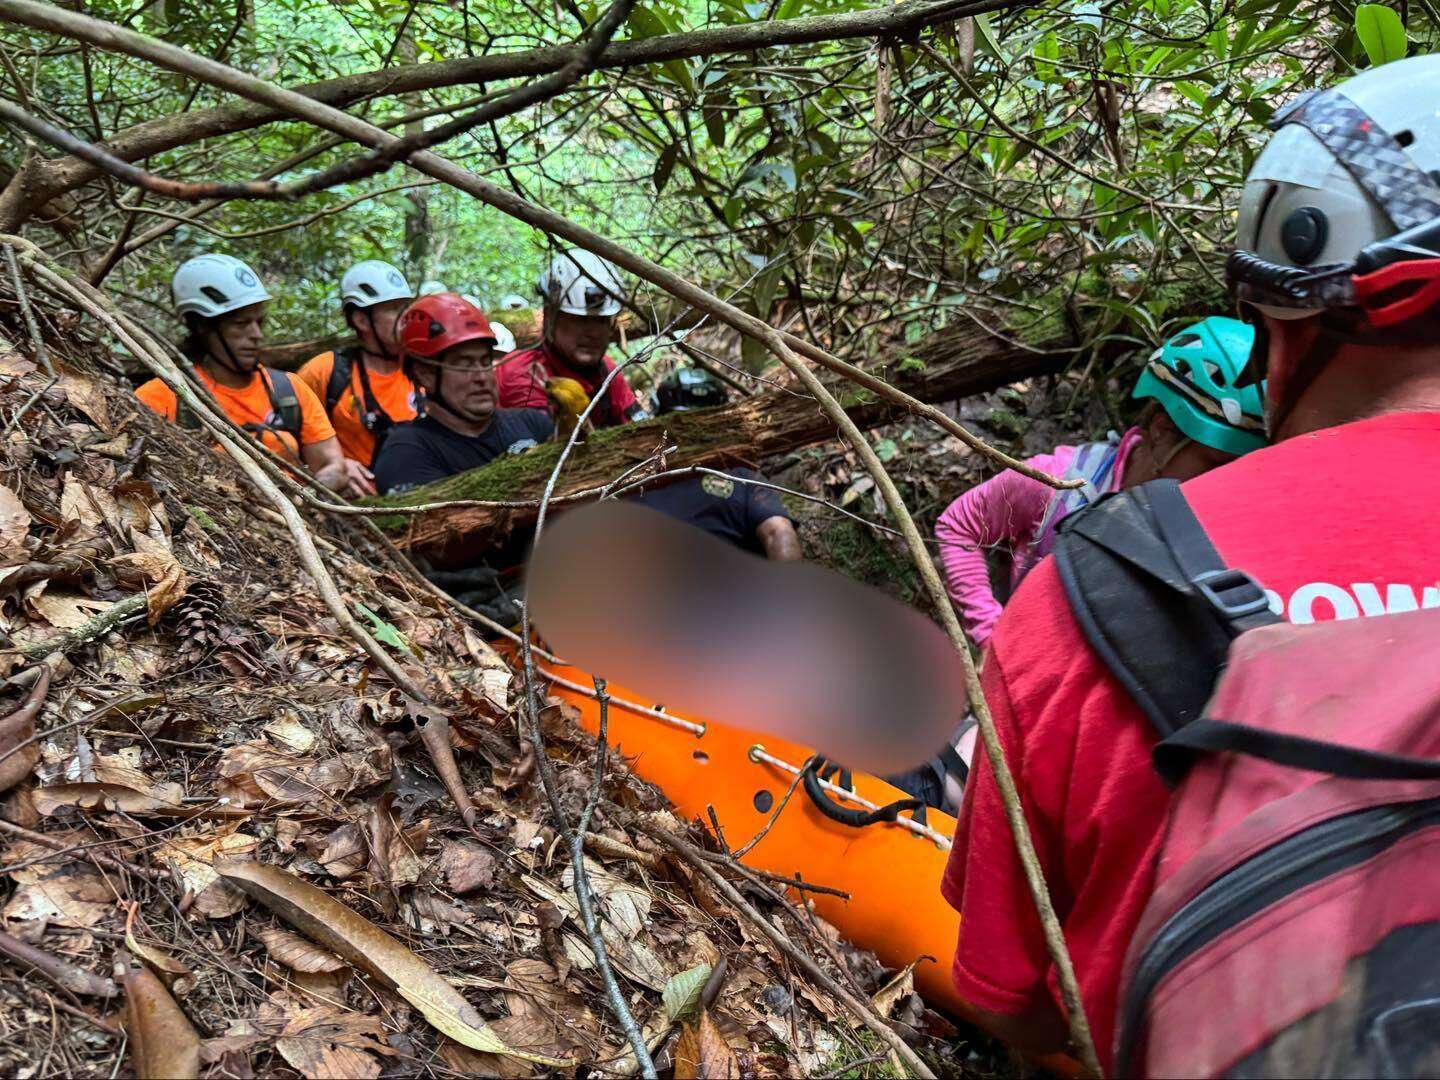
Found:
<box><xmin>375</xmin><ymin>319</ymin><xmax>1071</xmax><ymax>566</ymax></box>
<box><xmin>0</xmin><ymin>0</ymin><xmax>1022</xmax><ymax>227</ymax></box>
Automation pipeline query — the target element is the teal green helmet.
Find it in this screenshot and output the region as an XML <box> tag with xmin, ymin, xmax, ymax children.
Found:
<box><xmin>1132</xmin><ymin>316</ymin><xmax>1267</xmax><ymax>457</ymax></box>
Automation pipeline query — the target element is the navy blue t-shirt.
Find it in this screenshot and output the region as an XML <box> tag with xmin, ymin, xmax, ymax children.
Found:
<box><xmin>631</xmin><ymin>468</ymin><xmax>790</xmax><ymax>554</ymax></box>
<box><xmin>374</xmin><ymin>410</ymin><xmax>553</xmax><ymax>494</ymax></box>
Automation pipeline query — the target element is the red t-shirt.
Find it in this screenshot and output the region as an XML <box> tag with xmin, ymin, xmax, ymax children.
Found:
<box><xmin>494</xmin><ymin>343</ymin><xmax>641</xmax><ymax>427</ymax></box>
<box><xmin>942</xmin><ymin>410</ymin><xmax>1440</xmax><ymax>1072</ymax></box>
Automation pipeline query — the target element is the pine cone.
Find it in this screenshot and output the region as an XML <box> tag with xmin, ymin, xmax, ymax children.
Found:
<box><xmin>170</xmin><ymin>579</ymin><xmax>234</xmax><ymax>663</ymax></box>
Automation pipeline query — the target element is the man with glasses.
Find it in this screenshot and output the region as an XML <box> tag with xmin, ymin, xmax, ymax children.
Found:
<box><xmin>372</xmin><ymin>293</ymin><xmax>553</xmax><ymax>496</ymax></box>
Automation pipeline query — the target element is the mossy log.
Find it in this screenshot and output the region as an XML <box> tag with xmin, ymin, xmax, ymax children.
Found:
<box><xmin>375</xmin><ymin>319</ymin><xmax>1073</xmax><ymax>566</ymax></box>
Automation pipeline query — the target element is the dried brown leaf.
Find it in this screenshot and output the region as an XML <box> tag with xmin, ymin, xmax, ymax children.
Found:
<box><xmin>406</xmin><ymin>892</ymin><xmax>473</xmax><ymax>935</ymax></box>
<box><xmin>0</xmin><ymin>483</ymin><xmax>30</xmax><ymax>559</ymax></box>
<box><xmin>33</xmin><ymin>781</ymin><xmax>185</xmax><ymax>817</ymax></box>
<box><xmin>125</xmin><ymin>930</ymin><xmax>194</xmax><ymax>995</ymax></box>
<box><xmin>871</xmin><ymin>959</ymin><xmax>920</xmax><ymax>1019</ymax></box>
<box><xmin>123</xmin><ymin>967</ymin><xmax>200</xmax><ymax>1080</ymax></box>
<box><xmin>255</xmin><ymin>926</ymin><xmax>347</xmax><ymax>973</ymax></box>
<box><xmin>271</xmin><ymin>1004</ymin><xmax>388</xmax><ymax>1080</ymax></box>
<box><xmin>316</xmin><ymin>822</ymin><xmax>366</xmax><ymax>879</ymax></box>
<box><xmin>3</xmin><ymin>864</ymin><xmax>113</xmax><ymax>927</ymax></box>
<box><xmin>217</xmin><ymin>860</ymin><xmax>564</xmax><ymax>1065</ymax></box>
<box><xmin>26</xmin><ymin>590</ymin><xmax>112</xmax><ymax>630</ymax></box>
<box><xmin>673</xmin><ymin>1008</ymin><xmax>738</xmax><ymax>1080</ymax></box>
<box><xmin>56</xmin><ymin>371</ymin><xmax>112</xmax><ymax>432</ymax></box>
<box><xmin>438</xmin><ymin>839</ymin><xmax>496</xmax><ymax>894</ymax></box>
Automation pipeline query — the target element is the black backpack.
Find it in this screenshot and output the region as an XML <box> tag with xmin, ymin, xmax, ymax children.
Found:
<box><xmin>324</xmin><ymin>346</ymin><xmax>397</xmax><ymax>464</ymax></box>
<box><xmin>177</xmin><ymin>367</ymin><xmax>303</xmax><ymax>442</ymax></box>
<box><xmin>1053</xmin><ymin>479</ymin><xmax>1280</xmax><ymax>766</ymax></box>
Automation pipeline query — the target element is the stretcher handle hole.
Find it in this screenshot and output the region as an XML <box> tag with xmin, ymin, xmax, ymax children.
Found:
<box><xmin>692</xmin><ymin>750</ymin><xmax>710</xmax><ymax>764</ymax></box>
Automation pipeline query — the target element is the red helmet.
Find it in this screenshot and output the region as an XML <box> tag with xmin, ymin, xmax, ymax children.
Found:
<box><xmin>399</xmin><ymin>293</ymin><xmax>497</xmax><ymax>359</ymax></box>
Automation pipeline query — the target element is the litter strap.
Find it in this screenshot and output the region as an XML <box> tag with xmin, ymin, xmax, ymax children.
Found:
<box><xmin>749</xmin><ymin>745</ymin><xmax>952</xmax><ymax>849</ymax></box>
<box><xmin>802</xmin><ymin>756</ymin><xmax>929</xmax><ymax>829</ymax></box>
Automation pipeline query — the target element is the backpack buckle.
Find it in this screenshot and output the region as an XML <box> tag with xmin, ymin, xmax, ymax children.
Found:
<box><xmin>1192</xmin><ymin>568</ymin><xmax>1271</xmax><ymax>619</ymax></box>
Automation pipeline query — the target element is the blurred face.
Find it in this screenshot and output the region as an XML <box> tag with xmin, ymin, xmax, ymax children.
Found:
<box><xmin>424</xmin><ymin>340</ymin><xmax>497</xmax><ymax>423</ymax></box>
<box><xmin>348</xmin><ymin>298</ymin><xmax>409</xmax><ymax>358</ymax></box>
<box><xmin>206</xmin><ymin>302</ymin><xmax>267</xmax><ymax>370</ymax></box>
<box><xmin>550</xmin><ymin>311</ymin><xmax>613</xmax><ymax>369</ymax></box>
<box><xmin>1259</xmin><ymin>312</ymin><xmax>1326</xmax><ymax>436</ymax></box>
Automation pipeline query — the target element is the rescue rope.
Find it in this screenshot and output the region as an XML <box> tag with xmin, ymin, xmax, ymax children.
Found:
<box><xmin>748</xmin><ymin>744</ymin><xmax>952</xmax><ymax>850</ymax></box>
<box><xmin>536</xmin><ymin>668</ymin><xmax>706</xmax><ymax>736</ymax></box>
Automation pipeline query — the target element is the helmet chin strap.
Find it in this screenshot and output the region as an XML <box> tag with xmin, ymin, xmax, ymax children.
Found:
<box><xmin>1152</xmin><ymin>435</ymin><xmax>1194</xmax><ymax>475</ymax></box>
<box><xmin>205</xmin><ymin>318</ymin><xmax>257</xmax><ymax>376</ymax></box>
<box><xmin>359</xmin><ymin>307</ymin><xmax>403</xmax><ymax>363</ymax></box>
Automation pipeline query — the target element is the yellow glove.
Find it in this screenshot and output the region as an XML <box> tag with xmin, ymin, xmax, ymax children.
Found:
<box><xmin>545</xmin><ymin>377</ymin><xmax>592</xmax><ymax>442</ymax></box>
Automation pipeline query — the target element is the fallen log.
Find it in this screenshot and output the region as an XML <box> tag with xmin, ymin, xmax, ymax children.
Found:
<box><xmin>375</xmin><ymin>319</ymin><xmax>1074</xmax><ymax>566</ymax></box>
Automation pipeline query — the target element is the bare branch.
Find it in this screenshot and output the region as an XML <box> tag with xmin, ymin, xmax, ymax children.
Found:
<box><xmin>0</xmin><ymin>0</ymin><xmax>1028</xmax><ymax>220</ymax></box>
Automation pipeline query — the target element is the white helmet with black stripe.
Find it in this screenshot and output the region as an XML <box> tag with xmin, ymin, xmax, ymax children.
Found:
<box><xmin>1231</xmin><ymin>56</ymin><xmax>1440</xmax><ymax>326</ymax></box>
<box><xmin>341</xmin><ymin>260</ymin><xmax>413</xmax><ymax>310</ymax></box>
<box><xmin>172</xmin><ymin>254</ymin><xmax>271</xmax><ymax>319</ymax></box>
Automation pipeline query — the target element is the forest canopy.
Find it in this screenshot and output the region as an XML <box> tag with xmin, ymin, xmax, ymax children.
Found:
<box><xmin>0</xmin><ymin>0</ymin><xmax>1399</xmax><ymax>368</ymax></box>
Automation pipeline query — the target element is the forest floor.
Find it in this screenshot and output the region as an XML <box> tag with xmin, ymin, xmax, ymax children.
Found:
<box><xmin>0</xmin><ymin>292</ymin><xmax>1048</xmax><ymax>1076</ymax></box>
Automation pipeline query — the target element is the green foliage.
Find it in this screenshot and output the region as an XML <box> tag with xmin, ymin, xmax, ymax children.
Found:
<box><xmin>1</xmin><ymin>0</ymin><xmax>1419</xmax><ymax>365</ymax></box>
<box><xmin>1355</xmin><ymin>4</ymin><xmax>1407</xmax><ymax>66</ymax></box>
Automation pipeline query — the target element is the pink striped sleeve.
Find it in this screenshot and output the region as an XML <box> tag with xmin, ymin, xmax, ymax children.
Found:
<box><xmin>934</xmin><ymin>448</ymin><xmax>1075</xmax><ymax>647</ymax></box>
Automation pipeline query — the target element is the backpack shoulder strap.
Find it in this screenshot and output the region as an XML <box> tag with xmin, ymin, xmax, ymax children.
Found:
<box><xmin>324</xmin><ymin>349</ymin><xmax>354</xmax><ymax>414</ymax></box>
<box><xmin>1053</xmin><ymin>479</ymin><xmax>1281</xmax><ymax>743</ymax></box>
<box><xmin>264</xmin><ymin>368</ymin><xmax>304</xmax><ymax>437</ymax></box>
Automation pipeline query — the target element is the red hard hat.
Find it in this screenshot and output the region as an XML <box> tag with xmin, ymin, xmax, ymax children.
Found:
<box><xmin>399</xmin><ymin>293</ymin><xmax>497</xmax><ymax>359</ymax></box>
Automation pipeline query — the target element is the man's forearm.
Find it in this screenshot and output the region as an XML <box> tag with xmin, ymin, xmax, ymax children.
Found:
<box><xmin>758</xmin><ymin>517</ymin><xmax>803</xmax><ymax>561</ymax></box>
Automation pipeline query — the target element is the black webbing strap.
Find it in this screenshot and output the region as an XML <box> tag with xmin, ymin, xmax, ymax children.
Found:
<box><xmin>802</xmin><ymin>757</ymin><xmax>929</xmax><ymax>828</ymax></box>
<box><xmin>1054</xmin><ymin>480</ymin><xmax>1282</xmax><ymax>756</ymax></box>
<box><xmin>936</xmin><ymin>741</ymin><xmax>969</xmax><ymax>789</ymax></box>
<box><xmin>1156</xmin><ymin>718</ymin><xmax>1440</xmax><ymax>783</ymax></box>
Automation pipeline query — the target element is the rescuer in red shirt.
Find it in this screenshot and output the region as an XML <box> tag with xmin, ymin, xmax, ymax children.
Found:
<box><xmin>494</xmin><ymin>249</ymin><xmax>648</xmax><ymax>427</ymax></box>
<box><xmin>942</xmin><ymin>56</ymin><xmax>1440</xmax><ymax>1071</ymax></box>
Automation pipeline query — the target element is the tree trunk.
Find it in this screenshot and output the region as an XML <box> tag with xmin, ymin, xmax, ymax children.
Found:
<box><xmin>375</xmin><ymin>319</ymin><xmax>1072</xmax><ymax>566</ymax></box>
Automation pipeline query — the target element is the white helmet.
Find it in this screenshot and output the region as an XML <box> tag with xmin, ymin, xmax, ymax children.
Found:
<box><xmin>490</xmin><ymin>320</ymin><xmax>517</xmax><ymax>354</ymax></box>
<box><xmin>341</xmin><ymin>260</ymin><xmax>412</xmax><ymax>310</ymax></box>
<box><xmin>1231</xmin><ymin>56</ymin><xmax>1440</xmax><ymax>324</ymax></box>
<box><xmin>418</xmin><ymin>279</ymin><xmax>448</xmax><ymax>296</ymax></box>
<box><xmin>537</xmin><ymin>248</ymin><xmax>624</xmax><ymax>317</ymax></box>
<box><xmin>172</xmin><ymin>254</ymin><xmax>271</xmax><ymax>319</ymax></box>
<box><xmin>500</xmin><ymin>293</ymin><xmax>529</xmax><ymax>310</ymax></box>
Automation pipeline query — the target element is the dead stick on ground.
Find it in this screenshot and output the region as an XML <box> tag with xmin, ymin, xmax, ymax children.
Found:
<box><xmin>0</xmin><ymin>817</ymin><xmax>166</xmax><ymax>882</ymax></box>
<box><xmin>14</xmin><ymin>592</ymin><xmax>147</xmax><ymax>659</ymax></box>
<box><xmin>648</xmin><ymin>825</ymin><xmax>935</xmax><ymax>1079</ymax></box>
<box><xmin>0</xmin><ymin>13</ymin><xmax>1098</xmax><ymax>1067</ymax></box>
<box><xmin>0</xmin><ymin>929</ymin><xmax>118</xmax><ymax>998</ymax></box>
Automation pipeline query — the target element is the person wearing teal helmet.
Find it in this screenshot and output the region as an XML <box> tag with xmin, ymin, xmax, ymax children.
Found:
<box><xmin>1132</xmin><ymin>315</ymin><xmax>1267</xmax><ymax>459</ymax></box>
<box><xmin>934</xmin><ymin>314</ymin><xmax>1268</xmax><ymax>650</ymax></box>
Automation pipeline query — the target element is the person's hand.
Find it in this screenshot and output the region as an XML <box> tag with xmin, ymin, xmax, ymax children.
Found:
<box><xmin>343</xmin><ymin>457</ymin><xmax>376</xmax><ymax>498</ymax></box>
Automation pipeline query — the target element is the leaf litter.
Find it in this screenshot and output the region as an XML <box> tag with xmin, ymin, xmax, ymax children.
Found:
<box><xmin>0</xmin><ymin>276</ymin><xmax>985</xmax><ymax>1077</ymax></box>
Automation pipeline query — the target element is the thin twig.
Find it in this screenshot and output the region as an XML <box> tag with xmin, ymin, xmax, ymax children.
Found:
<box><xmin>3</xmin><ymin>240</ymin><xmax>51</xmax><ymax>375</ymax></box>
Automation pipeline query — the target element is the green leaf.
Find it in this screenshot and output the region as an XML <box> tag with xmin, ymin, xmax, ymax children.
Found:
<box><xmin>1354</xmin><ymin>4</ymin><xmax>1406</xmax><ymax>66</ymax></box>
<box><xmin>873</xmin><ymin>437</ymin><xmax>899</xmax><ymax>462</ymax></box>
<box><xmin>355</xmin><ymin>602</ymin><xmax>413</xmax><ymax>656</ymax></box>
<box><xmin>626</xmin><ymin>7</ymin><xmax>669</xmax><ymax>39</ymax></box>
<box><xmin>703</xmin><ymin>105</ymin><xmax>727</xmax><ymax>147</ymax></box>
<box><xmin>653</xmin><ymin>144</ymin><xmax>679</xmax><ymax>192</ymax></box>
<box><xmin>662</xmin><ymin>963</ymin><xmax>712</xmax><ymax>1023</ymax></box>
<box><xmin>972</xmin><ymin>13</ymin><xmax>1005</xmax><ymax>61</ymax></box>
